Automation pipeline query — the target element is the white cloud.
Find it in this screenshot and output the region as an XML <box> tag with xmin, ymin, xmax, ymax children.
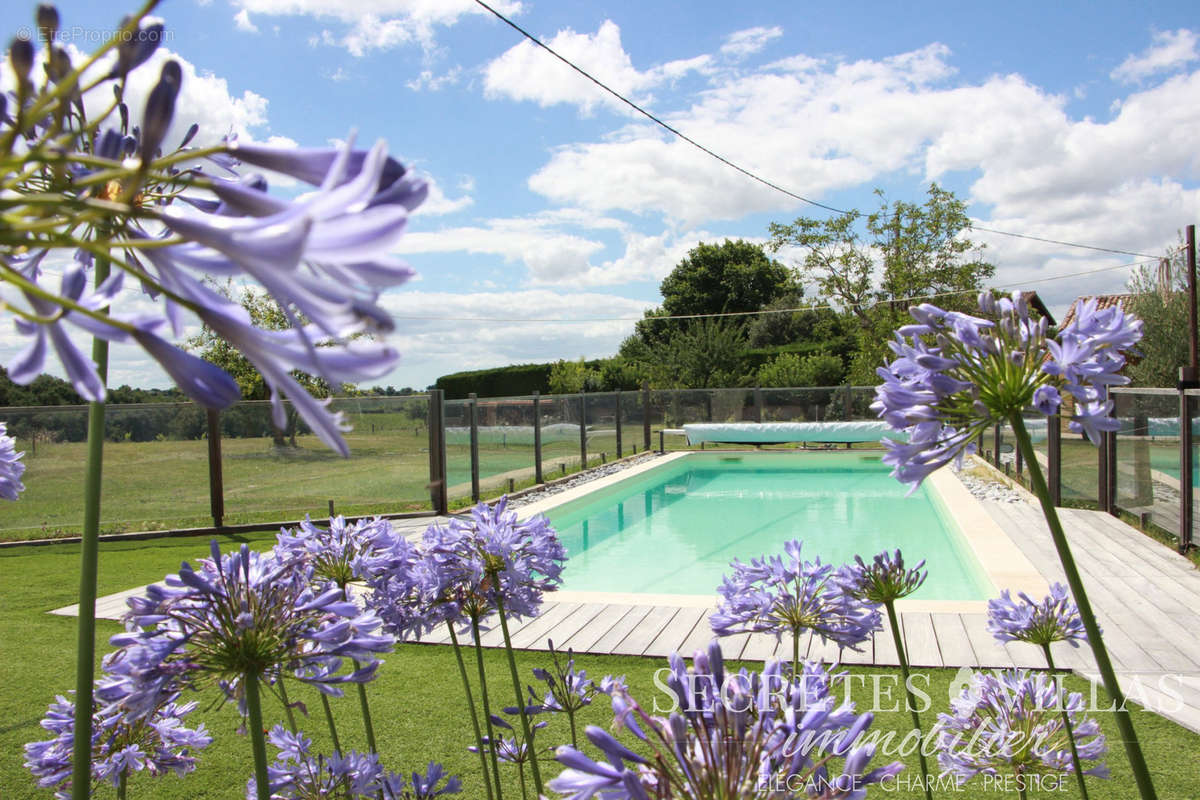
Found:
<box><xmin>720</xmin><ymin>26</ymin><xmax>783</xmax><ymax>59</ymax></box>
<box><xmin>413</xmin><ymin>175</ymin><xmax>474</xmax><ymax>216</ymax></box>
<box><xmin>378</xmin><ymin>289</ymin><xmax>653</xmax><ymax>386</ymax></box>
<box><xmin>234</xmin><ymin>9</ymin><xmax>259</xmax><ymax>33</ymax></box>
<box><xmin>407</xmin><ymin>66</ymin><xmax>462</xmax><ymax>91</ymax></box>
<box><xmin>1111</xmin><ymin>29</ymin><xmax>1198</xmax><ymax>83</ymax></box>
<box><xmin>231</xmin><ymin>0</ymin><xmax>523</xmax><ymax>55</ymax></box>
<box><xmin>483</xmin><ymin>20</ymin><xmax>711</xmax><ymax>115</ymax></box>
<box><xmin>397</xmin><ymin>210</ymin><xmax>712</xmax><ymax>286</ymax></box>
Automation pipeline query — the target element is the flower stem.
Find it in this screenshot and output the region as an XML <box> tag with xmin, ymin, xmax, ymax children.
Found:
<box><xmin>245</xmin><ymin>672</ymin><xmax>271</xmax><ymax>800</ymax></box>
<box><xmin>473</xmin><ymin>618</ymin><xmax>506</xmax><ymax>800</ymax></box>
<box><xmin>1042</xmin><ymin>643</ymin><xmax>1091</xmax><ymax>800</ymax></box>
<box><xmin>449</xmin><ymin>624</ymin><xmax>495</xmax><ymax>800</ymax></box>
<box><xmin>884</xmin><ymin>599</ymin><xmax>933</xmax><ymax>800</ymax></box>
<box><xmin>353</xmin><ymin>663</ymin><xmax>378</xmax><ymax>753</ymax></box>
<box><xmin>69</xmin><ymin>254</ymin><xmax>110</xmax><ymax>800</ymax></box>
<box><xmin>518</xmin><ymin>761</ymin><xmax>529</xmax><ymax>800</ymax></box>
<box><xmin>792</xmin><ymin>627</ymin><xmax>801</xmax><ymax>673</ymax></box>
<box><xmin>567</xmin><ymin>710</ymin><xmax>578</xmax><ymax>750</ymax></box>
<box><xmin>1010</xmin><ymin>414</ymin><xmax>1157</xmax><ymax>800</ymax></box>
<box><xmin>276</xmin><ymin>677</ymin><xmax>299</xmax><ymax>733</ymax></box>
<box><xmin>117</xmin><ymin>770</ymin><xmax>127</xmax><ymax>800</ymax></box>
<box><xmin>1008</xmin><ymin>417</ymin><xmax>1156</xmax><ymax>796</ymax></box>
<box><xmin>494</xmin><ymin>595</ymin><xmax>544</xmax><ymax>796</ymax></box>
<box><xmin>320</xmin><ymin>693</ymin><xmax>343</xmax><ymax>755</ymax></box>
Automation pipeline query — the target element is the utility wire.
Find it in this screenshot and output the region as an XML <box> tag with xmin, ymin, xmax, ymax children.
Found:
<box><xmin>473</xmin><ymin>0</ymin><xmax>1162</xmax><ymax>260</ymax></box>
<box><xmin>389</xmin><ymin>255</ymin><xmax>1159</xmax><ymax>324</ymax></box>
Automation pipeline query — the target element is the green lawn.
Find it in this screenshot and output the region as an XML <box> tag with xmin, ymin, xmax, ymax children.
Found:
<box><xmin>2</xmin><ymin>536</ymin><xmax>1199</xmax><ymax>799</ymax></box>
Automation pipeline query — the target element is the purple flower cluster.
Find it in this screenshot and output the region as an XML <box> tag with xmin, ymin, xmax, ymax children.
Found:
<box><xmin>103</xmin><ymin>541</ymin><xmax>395</xmax><ymax>718</ymax></box>
<box><xmin>0</xmin><ymin>422</ymin><xmax>25</xmax><ymax>501</ymax></box>
<box><xmin>1</xmin><ymin>5</ymin><xmax>427</xmax><ymax>455</ymax></box>
<box><xmin>937</xmin><ymin>669</ymin><xmax>1108</xmax><ymax>785</ymax></box>
<box><xmin>549</xmin><ymin>641</ymin><xmax>904</xmax><ymax>799</ymax></box>
<box><xmin>842</xmin><ymin>549</ymin><xmax>927</xmax><ymax>604</ymax></box>
<box><xmin>248</xmin><ymin>725</ymin><xmax>461</xmax><ymax>799</ymax></box>
<box><xmin>24</xmin><ymin>689</ymin><xmax>211</xmax><ymax>799</ymax></box>
<box><xmin>468</xmin><ymin>714</ymin><xmax>549</xmax><ymax>765</ymax></box>
<box><xmin>872</xmin><ymin>292</ymin><xmax>1142</xmax><ymax>489</ymax></box>
<box><xmin>710</xmin><ymin>539</ymin><xmax>880</xmax><ymax>652</ymax></box>
<box><xmin>275</xmin><ymin>515</ymin><xmax>401</xmax><ymax>589</ymax></box>
<box><xmin>987</xmin><ymin>583</ymin><xmax>1090</xmax><ymax>648</ymax></box>
<box><xmin>368</xmin><ymin>499</ymin><xmax>566</xmax><ymax>640</ymax></box>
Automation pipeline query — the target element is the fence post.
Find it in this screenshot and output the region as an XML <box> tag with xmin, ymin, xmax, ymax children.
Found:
<box><xmin>615</xmin><ymin>390</ymin><xmax>623</xmax><ymax>458</ymax></box>
<box><xmin>642</xmin><ymin>381</ymin><xmax>651</xmax><ymax>451</ymax></box>
<box><xmin>427</xmin><ymin>390</ymin><xmax>448</xmax><ymax>515</ymax></box>
<box><xmin>206</xmin><ymin>408</ymin><xmax>224</xmax><ymax>528</ymax></box>
<box><xmin>468</xmin><ymin>393</ymin><xmax>480</xmax><ymax>502</ymax></box>
<box><xmin>1104</xmin><ymin>427</ymin><xmax>1117</xmax><ymax>516</ymax></box>
<box><xmin>992</xmin><ymin>424</ymin><xmax>1001</xmax><ymax>468</ymax></box>
<box><xmin>533</xmin><ymin>391</ymin><xmax>543</xmax><ymax>484</ymax></box>
<box><xmin>1097</xmin><ymin>423</ymin><xmax>1110</xmax><ymax>513</ymax></box>
<box><xmin>1181</xmin><ymin>389</ymin><xmax>1194</xmax><ymax>552</ymax></box>
<box><xmin>579</xmin><ymin>391</ymin><xmax>588</xmax><ymax>471</ymax></box>
<box><xmin>754</xmin><ymin>387</ymin><xmax>763</xmax><ymax>423</ymax></box>
<box><xmin>1047</xmin><ymin>413</ymin><xmax>1062</xmax><ymax>507</ymax></box>
<box><xmin>843</xmin><ymin>384</ymin><xmax>852</xmax><ymax>420</ymax></box>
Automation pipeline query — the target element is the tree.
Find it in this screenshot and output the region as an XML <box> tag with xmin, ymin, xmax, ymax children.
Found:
<box><xmin>186</xmin><ymin>284</ymin><xmax>347</xmax><ymax>447</ymax></box>
<box><xmin>768</xmin><ymin>184</ymin><xmax>994</xmax><ymax>383</ymax></box>
<box><xmin>756</xmin><ymin>352</ymin><xmax>844</xmax><ymax>388</ymax></box>
<box><xmin>548</xmin><ymin>358</ymin><xmax>601</xmax><ymax>394</ymax></box>
<box><xmin>636</xmin><ymin>239</ymin><xmax>798</xmax><ymax>345</ymax></box>
<box><xmin>1127</xmin><ymin>240</ymin><xmax>1195</xmax><ymax>387</ymax></box>
<box><xmin>633</xmin><ymin>318</ymin><xmax>749</xmax><ymax>389</ymax></box>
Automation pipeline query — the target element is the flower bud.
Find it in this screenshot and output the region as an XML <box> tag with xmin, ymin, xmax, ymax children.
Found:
<box><xmin>179</xmin><ymin>122</ymin><xmax>199</xmax><ymax>148</ymax></box>
<box><xmin>45</xmin><ymin>45</ymin><xmax>70</xmax><ymax>83</ymax></box>
<box><xmin>36</xmin><ymin>4</ymin><xmax>59</xmax><ymax>43</ymax></box>
<box><xmin>110</xmin><ymin>15</ymin><xmax>165</xmax><ymax>78</ymax></box>
<box><xmin>139</xmin><ymin>59</ymin><xmax>181</xmax><ymax>163</ymax></box>
<box><xmin>9</xmin><ymin>36</ymin><xmax>34</xmax><ymax>81</ymax></box>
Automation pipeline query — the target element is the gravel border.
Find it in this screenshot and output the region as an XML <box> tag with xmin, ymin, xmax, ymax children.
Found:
<box><xmin>504</xmin><ymin>452</ymin><xmax>663</xmax><ymax>510</ymax></box>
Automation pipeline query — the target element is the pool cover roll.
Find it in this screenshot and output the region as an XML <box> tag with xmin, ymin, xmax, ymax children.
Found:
<box><xmin>682</xmin><ymin>421</ymin><xmax>908</xmax><ymax>444</ymax></box>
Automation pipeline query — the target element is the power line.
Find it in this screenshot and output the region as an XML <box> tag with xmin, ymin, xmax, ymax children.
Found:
<box><xmin>472</xmin><ymin>0</ymin><xmax>1163</xmax><ymax>261</ymax></box>
<box><xmin>388</xmin><ymin>255</ymin><xmax>1158</xmax><ymax>324</ymax></box>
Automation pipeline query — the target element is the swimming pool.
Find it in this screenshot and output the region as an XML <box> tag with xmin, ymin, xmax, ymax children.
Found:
<box><xmin>544</xmin><ymin>452</ymin><xmax>995</xmax><ymax>601</ymax></box>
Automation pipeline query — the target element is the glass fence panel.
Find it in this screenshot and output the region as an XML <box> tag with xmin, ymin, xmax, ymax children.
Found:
<box><xmin>473</xmin><ymin>396</ymin><xmax>538</xmax><ymax>496</ymax></box>
<box><xmin>442</xmin><ymin>398</ymin><xmax>473</xmax><ymax>506</ymax></box>
<box><xmin>220</xmin><ymin>396</ymin><xmax>434</xmax><ymax>524</ymax></box>
<box><xmin>539</xmin><ymin>394</ymin><xmax>586</xmax><ymax>478</ymax></box>
<box><xmin>584</xmin><ymin>392</ymin><xmax>619</xmax><ymax>462</ymax></box>
<box><xmin>1113</xmin><ymin>389</ymin><xmax>1184</xmax><ymax>538</ymax></box>
<box><xmin>1191</xmin><ymin>393</ymin><xmax>1199</xmax><ymax>550</ymax></box>
<box><xmin>618</xmin><ymin>390</ymin><xmax>648</xmax><ymax>456</ymax></box>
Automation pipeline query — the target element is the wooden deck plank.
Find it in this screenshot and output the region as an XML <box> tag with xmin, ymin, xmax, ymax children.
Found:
<box><xmin>484</xmin><ymin>602</ymin><xmax>578</xmax><ymax>649</ymax></box>
<box><xmin>930</xmin><ymin>613</ymin><xmax>977</xmax><ymax>667</ymax></box>
<box><xmin>513</xmin><ymin>603</ymin><xmax>603</xmax><ymax>651</ymax></box>
<box><xmin>645</xmin><ymin>606</ymin><xmax>709</xmax><ymax>658</ymax></box>
<box><xmin>610</xmin><ymin>605</ymin><xmax>681</xmax><ymax>656</ymax></box>
<box><xmin>582</xmin><ymin>605</ymin><xmax>654</xmax><ymax>654</ymax></box>
<box><xmin>740</xmin><ymin>632</ymin><xmax>782</xmax><ymax>662</ymax></box>
<box><xmin>676</xmin><ymin>607</ymin><xmax>720</xmax><ymax>658</ymax></box>
<box><xmin>872</xmin><ymin>626</ymin><xmax>900</xmax><ymax>667</ymax></box>
<box><xmin>558</xmin><ymin>605</ymin><xmax>629</xmax><ymax>652</ymax></box>
<box><xmin>902</xmin><ymin>613</ymin><xmax>943</xmax><ymax>668</ymax></box>
<box><xmin>960</xmin><ymin>614</ymin><xmax>1013</xmax><ymax>668</ymax></box>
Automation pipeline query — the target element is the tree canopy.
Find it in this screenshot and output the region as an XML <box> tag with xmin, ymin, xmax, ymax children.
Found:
<box><xmin>768</xmin><ymin>184</ymin><xmax>994</xmax><ymax>382</ymax></box>
<box><xmin>1127</xmin><ymin>240</ymin><xmax>1196</xmax><ymax>387</ymax></box>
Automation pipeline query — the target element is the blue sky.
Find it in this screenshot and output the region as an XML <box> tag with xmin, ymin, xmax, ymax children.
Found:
<box><xmin>2</xmin><ymin>0</ymin><xmax>1199</xmax><ymax>390</ymax></box>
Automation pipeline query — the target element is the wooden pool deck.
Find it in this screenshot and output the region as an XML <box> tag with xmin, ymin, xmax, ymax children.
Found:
<box><xmin>54</xmin><ymin>473</ymin><xmax>1200</xmax><ymax>732</ymax></box>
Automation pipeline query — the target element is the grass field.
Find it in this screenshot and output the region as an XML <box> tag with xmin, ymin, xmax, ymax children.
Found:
<box><xmin>2</xmin><ymin>535</ymin><xmax>1200</xmax><ymax>798</ymax></box>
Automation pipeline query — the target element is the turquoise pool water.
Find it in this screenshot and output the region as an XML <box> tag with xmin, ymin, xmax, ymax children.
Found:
<box><xmin>546</xmin><ymin>452</ymin><xmax>993</xmax><ymax>600</ymax></box>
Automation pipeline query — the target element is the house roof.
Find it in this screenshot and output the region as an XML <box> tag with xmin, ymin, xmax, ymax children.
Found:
<box><xmin>1057</xmin><ymin>293</ymin><xmax>1135</xmax><ymax>330</ymax></box>
<box><xmin>1019</xmin><ymin>291</ymin><xmax>1056</xmax><ymax>326</ymax></box>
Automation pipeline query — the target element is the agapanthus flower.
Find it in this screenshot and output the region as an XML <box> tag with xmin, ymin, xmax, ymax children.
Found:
<box><xmin>102</xmin><ymin>541</ymin><xmax>395</xmax><ymax>718</ymax></box>
<box><xmin>0</xmin><ymin>421</ymin><xmax>26</xmax><ymax>501</ymax></box>
<box><xmin>987</xmin><ymin>583</ymin><xmax>1089</xmax><ymax>648</ymax></box>
<box><xmin>841</xmin><ymin>549</ymin><xmax>927</xmax><ymax>604</ymax></box>
<box><xmin>24</xmin><ymin>687</ymin><xmax>211</xmax><ymax>799</ymax></box>
<box><xmin>275</xmin><ymin>515</ymin><xmax>400</xmax><ymax>589</ymax></box>
<box><xmin>549</xmin><ymin>641</ymin><xmax>903</xmax><ymax>800</ymax></box>
<box><xmin>0</xmin><ymin>3</ymin><xmax>426</xmax><ymax>456</ymax></box>
<box><xmin>468</xmin><ymin>714</ymin><xmax>549</xmax><ymax>765</ymax></box>
<box><xmin>379</xmin><ymin>498</ymin><xmax>566</xmax><ymax>636</ymax></box>
<box><xmin>710</xmin><ymin>540</ymin><xmax>880</xmax><ymax>655</ymax></box>
<box><xmin>937</xmin><ymin>669</ymin><xmax>1108</xmax><ymax>786</ymax></box>
<box><xmin>872</xmin><ymin>291</ymin><xmax>1142</xmax><ymax>489</ymax></box>
<box><xmin>248</xmin><ymin>725</ymin><xmax>460</xmax><ymax>799</ymax></box>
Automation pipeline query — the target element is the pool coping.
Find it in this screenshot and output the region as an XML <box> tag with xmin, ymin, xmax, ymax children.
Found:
<box><xmin>516</xmin><ymin>450</ymin><xmax>1048</xmax><ymax>614</ymax></box>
